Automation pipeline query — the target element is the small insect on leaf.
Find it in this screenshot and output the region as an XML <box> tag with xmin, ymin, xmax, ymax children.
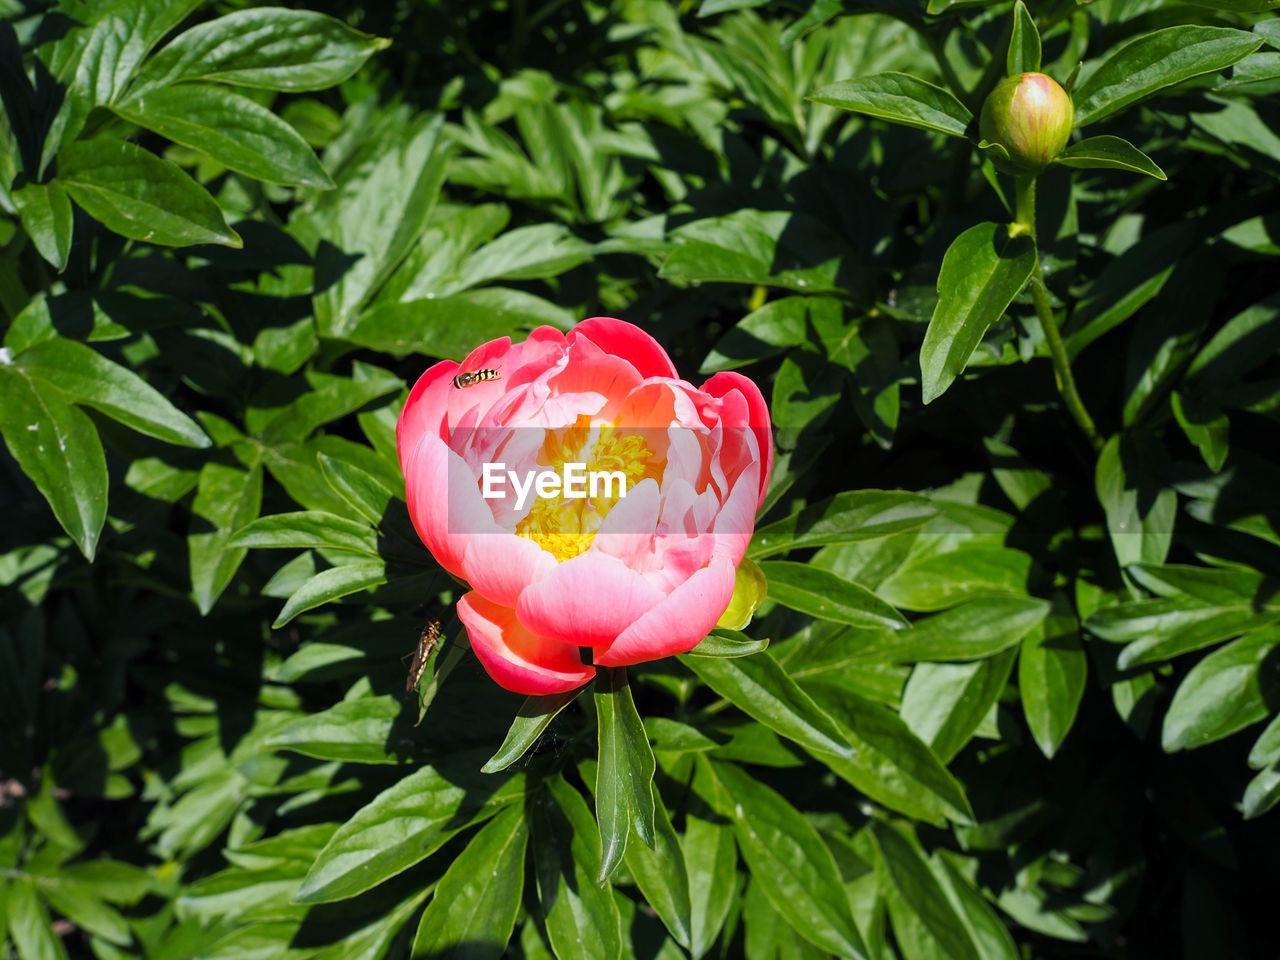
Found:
<box><xmin>452</xmin><ymin>368</ymin><xmax>501</xmax><ymax>388</ymax></box>
<box><xmin>404</xmin><ymin>621</ymin><xmax>443</xmax><ymax>694</ymax></box>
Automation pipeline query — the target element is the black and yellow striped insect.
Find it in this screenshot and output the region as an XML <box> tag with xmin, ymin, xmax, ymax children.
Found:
<box><xmin>452</xmin><ymin>368</ymin><xmax>500</xmax><ymax>389</ymax></box>
<box><xmin>403</xmin><ymin>621</ymin><xmax>443</xmax><ymax>694</ymax></box>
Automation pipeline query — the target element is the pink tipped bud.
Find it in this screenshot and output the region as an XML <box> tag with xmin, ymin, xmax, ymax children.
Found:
<box><xmin>979</xmin><ymin>73</ymin><xmax>1074</xmax><ymax>176</ymax></box>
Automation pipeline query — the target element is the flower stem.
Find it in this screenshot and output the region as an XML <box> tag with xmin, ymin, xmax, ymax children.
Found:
<box><xmin>1014</xmin><ymin>176</ymin><xmax>1102</xmax><ymax>451</ymax></box>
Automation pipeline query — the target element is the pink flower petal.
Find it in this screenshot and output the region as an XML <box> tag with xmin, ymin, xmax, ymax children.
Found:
<box><xmin>396</xmin><ymin>360</ymin><xmax>456</xmax><ymax>475</ymax></box>
<box><xmin>462</xmin><ymin>532</ymin><xmax>558</xmax><ymax>609</ymax></box>
<box><xmin>516</xmin><ymin>552</ymin><xmax>666</xmax><ymax>647</ymax></box>
<box><xmin>594</xmin><ymin>559</ymin><xmax>737</xmax><ymax>666</ymax></box>
<box><xmin>403</xmin><ymin>433</ymin><xmax>496</xmax><ymax>579</ymax></box>
<box><xmin>572</xmin><ymin>317</ymin><xmax>678</xmax><ymax>380</ymax></box>
<box><xmin>458</xmin><ymin>592</ymin><xmax>595</xmax><ymax>695</ymax></box>
<box><xmin>702</xmin><ymin>371</ymin><xmax>774</xmax><ymax>504</ymax></box>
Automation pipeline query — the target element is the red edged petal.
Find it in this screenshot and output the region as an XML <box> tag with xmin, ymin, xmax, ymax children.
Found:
<box><xmin>701</xmin><ymin>371</ymin><xmax>774</xmax><ymax>505</ymax></box>
<box><xmin>458</xmin><ymin>592</ymin><xmax>595</xmax><ymax>695</ymax></box>
<box><xmin>571</xmin><ymin>317</ymin><xmax>678</xmax><ymax>380</ymax></box>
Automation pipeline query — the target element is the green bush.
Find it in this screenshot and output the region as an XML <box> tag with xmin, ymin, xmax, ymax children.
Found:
<box><xmin>2</xmin><ymin>0</ymin><xmax>1279</xmax><ymax>957</ymax></box>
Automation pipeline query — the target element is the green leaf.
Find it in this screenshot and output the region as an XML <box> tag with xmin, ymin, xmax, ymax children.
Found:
<box><xmin>920</xmin><ymin>221</ymin><xmax>1036</xmax><ymax>403</ymax></box>
<box><xmin>189</xmin><ymin>460</ymin><xmax>263</xmax><ymax>615</ymax></box>
<box><xmin>1073</xmin><ymin>26</ymin><xmax>1264</xmax><ymax>126</ymax></box>
<box><xmin>346</xmin><ymin>288</ymin><xmax>572</xmax><ymax>359</ymax></box>
<box><xmin>410</xmin><ymin>804</ymin><xmax>527</xmax><ymax>960</ymax></box>
<box><xmin>314</xmin><ymin>115</ymin><xmax>450</xmax><ymax>337</ymax></box>
<box><xmin>697</xmin><ymin>760</ymin><xmax>868</xmax><ymax>959</ymax></box>
<box><xmin>683</xmin><ymin>813</ymin><xmax>737</xmax><ymax>960</ymax></box>
<box><xmin>1086</xmin><ymin>595</ymin><xmax>1280</xmax><ymax>669</ymax></box>
<box><xmin>58</xmin><ymin>138</ymin><xmax>240</xmax><ymax>247</ymax></box>
<box><xmin>1055</xmin><ymin>136</ymin><xmax>1166</xmax><ymax>179</ymax></box>
<box><xmin>872</xmin><ymin>822</ymin><xmax>981</xmax><ymax>960</ymax></box>
<box><xmin>687</xmin><ymin>630</ymin><xmax>770</xmax><ymax>658</ymax></box>
<box><xmin>680</xmin><ymin>650</ymin><xmax>857</xmax><ymax>761</ymax></box>
<box><xmin>875</xmin><ymin>545</ymin><xmax>1032</xmax><ymax>612</ymax></box>
<box><xmin>482</xmin><ymin>688</ymin><xmax>584</xmax><ymax>773</ymax></box>
<box><xmin>933</xmin><ymin>853</ymin><xmax>1020</xmax><ymax>960</ymax></box>
<box><xmin>35</xmin><ymin>0</ymin><xmax>206</xmax><ymax>170</ymax></box>
<box><xmin>130</xmin><ymin>8</ymin><xmax>389</xmax><ymax>93</ymax></box>
<box><xmin>899</xmin><ymin>650</ymin><xmax>1016</xmax><ymax>762</ymax></box>
<box><xmin>1183</xmin><ymin>291</ymin><xmax>1280</xmax><ymax>395</ymax></box>
<box><xmin>111</xmin><ymin>84</ymin><xmax>334</xmax><ymax>188</ymax></box>
<box><xmin>1018</xmin><ymin>597</ymin><xmax>1087</xmax><ymax>758</ymax></box>
<box><xmin>807</xmin><ymin>73</ymin><xmax>972</xmax><ymax>138</ymax></box>
<box><xmin>15</xmin><ymin>337</ymin><xmax>209</xmax><ymax>448</ymax></box>
<box><xmin>659</xmin><ymin>210</ymin><xmax>853</xmax><ymax>294</ymax></box>
<box><xmin>532</xmin><ymin>775</ymin><xmax>622</xmax><ymax>960</ymax></box>
<box><xmin>1250</xmin><ymin>713</ymin><xmax>1280</xmax><ymax>769</ymax></box>
<box><xmin>12</xmin><ymin>181</ymin><xmax>72</xmax><ymax>271</ymax></box>
<box><xmin>623</xmin><ymin>798</ymin><xmax>692</xmax><ymax>950</ymax></box>
<box><xmin>264</xmin><ymin>696</ymin><xmax>403</xmax><ymax>765</ymax></box>
<box><xmin>594</xmin><ymin>667</ymin><xmax>657</xmax><ymax>883</ymax></box>
<box><xmin>1095</xmin><ymin>435</ymin><xmax>1176</xmax><ymax>569</ymax></box>
<box><xmin>1243</xmin><ymin>767</ymin><xmax>1280</xmax><ymax>819</ymax></box>
<box><xmin>1162</xmin><ymin>627</ymin><xmax>1280</xmax><ymax>752</ymax></box>
<box><xmin>1007</xmin><ymin>1</ymin><xmax>1041</xmax><ymax>76</ymax></box>
<box><xmin>758</xmin><ymin>560</ymin><xmax>909</xmax><ymax>629</ymax></box>
<box><xmin>0</xmin><ymin>365</ymin><xmax>108</xmax><ymax>560</ymax></box>
<box><xmin>846</xmin><ymin>596</ymin><xmax>1051</xmax><ymax>663</ymax></box>
<box><xmin>749</xmin><ymin>490</ymin><xmax>938</xmax><ymax>559</ymax></box>
<box><xmin>6</xmin><ymin>881</ymin><xmax>69</xmax><ymax>960</ymax></box>
<box><xmin>274</xmin><ymin>560</ymin><xmax>387</xmax><ymax>627</ymax></box>
<box><xmin>802</xmin><ymin>680</ymin><xmax>973</xmax><ymax>825</ymax></box>
<box><xmin>1171</xmin><ymin>391</ymin><xmax>1229</xmax><ymax>473</ymax></box>
<box><xmin>229</xmin><ymin>511</ymin><xmax>379</xmax><ymax>557</ymax></box>
<box><xmin>297</xmin><ymin>761</ymin><xmax>520</xmax><ymax>903</ymax></box>
<box><xmin>318</xmin><ymin>454</ymin><xmax>395</xmax><ymax>527</ymax></box>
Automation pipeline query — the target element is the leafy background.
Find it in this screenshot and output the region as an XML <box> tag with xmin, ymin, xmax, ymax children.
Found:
<box><xmin>2</xmin><ymin>0</ymin><xmax>1280</xmax><ymax>957</ymax></box>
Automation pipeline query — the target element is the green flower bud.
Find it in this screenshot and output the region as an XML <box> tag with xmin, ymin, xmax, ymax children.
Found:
<box><xmin>979</xmin><ymin>73</ymin><xmax>1074</xmax><ymax>176</ymax></box>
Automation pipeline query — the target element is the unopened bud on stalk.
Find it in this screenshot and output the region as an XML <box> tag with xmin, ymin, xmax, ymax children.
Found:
<box><xmin>979</xmin><ymin>73</ymin><xmax>1073</xmax><ymax>176</ymax></box>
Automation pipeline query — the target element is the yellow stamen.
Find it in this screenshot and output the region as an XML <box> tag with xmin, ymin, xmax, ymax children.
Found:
<box><xmin>516</xmin><ymin>416</ymin><xmax>658</xmax><ymax>562</ymax></box>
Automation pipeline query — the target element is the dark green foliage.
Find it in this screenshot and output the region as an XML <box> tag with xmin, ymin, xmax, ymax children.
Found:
<box><xmin>3</xmin><ymin>1</ymin><xmax>1280</xmax><ymax>958</ymax></box>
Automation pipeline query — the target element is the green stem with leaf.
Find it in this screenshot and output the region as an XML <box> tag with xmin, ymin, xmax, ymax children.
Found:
<box><xmin>1014</xmin><ymin>175</ymin><xmax>1102</xmax><ymax>451</ymax></box>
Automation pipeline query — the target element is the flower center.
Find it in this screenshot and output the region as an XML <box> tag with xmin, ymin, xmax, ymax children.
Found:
<box><xmin>515</xmin><ymin>416</ymin><xmax>657</xmax><ymax>562</ymax></box>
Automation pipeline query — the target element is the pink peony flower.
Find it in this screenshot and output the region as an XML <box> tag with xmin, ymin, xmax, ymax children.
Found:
<box><xmin>396</xmin><ymin>317</ymin><xmax>773</xmax><ymax>695</ymax></box>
